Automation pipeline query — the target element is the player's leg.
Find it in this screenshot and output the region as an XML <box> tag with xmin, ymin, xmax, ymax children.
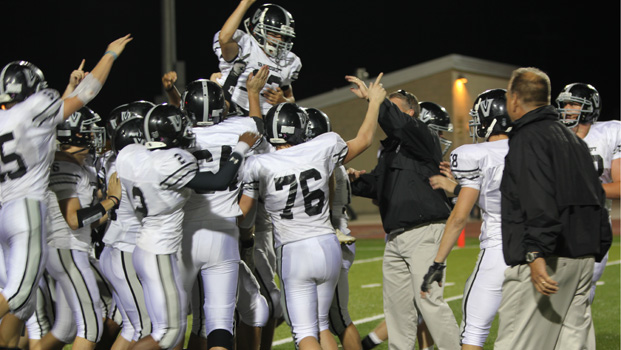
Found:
<box><xmin>328</xmin><ymin>242</ymin><xmax>361</xmax><ymax>350</ymax></box>
<box><xmin>0</xmin><ymin>198</ymin><xmax>48</xmax><ymax>320</ymax></box>
<box><xmin>235</xmin><ymin>261</ymin><xmax>269</xmax><ymax>350</ymax></box>
<box><xmin>46</xmin><ymin>248</ymin><xmax>103</xmax><ymax>350</ymax></box>
<box><xmin>132</xmin><ymin>247</ymin><xmax>187</xmax><ymax>350</ymax></box>
<box><xmin>460</xmin><ymin>248</ymin><xmax>507</xmax><ymax>350</ymax></box>
<box><xmin>316</xmin><ymin>235</ymin><xmax>342</xmax><ymax>350</ymax></box>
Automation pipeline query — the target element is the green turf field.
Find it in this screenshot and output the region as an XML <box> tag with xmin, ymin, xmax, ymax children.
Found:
<box><xmin>270</xmin><ymin>236</ymin><xmax>621</xmax><ymax>350</ymax></box>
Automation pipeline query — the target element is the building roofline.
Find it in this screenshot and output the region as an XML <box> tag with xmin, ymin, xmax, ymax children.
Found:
<box><xmin>298</xmin><ymin>54</ymin><xmax>519</xmax><ymax>109</ymax></box>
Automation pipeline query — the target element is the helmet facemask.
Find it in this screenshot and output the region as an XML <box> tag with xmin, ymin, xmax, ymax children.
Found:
<box><xmin>556</xmin><ymin>93</ymin><xmax>593</xmax><ymax>129</ymax></box>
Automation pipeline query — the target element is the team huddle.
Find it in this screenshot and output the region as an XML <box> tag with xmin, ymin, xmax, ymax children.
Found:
<box><xmin>0</xmin><ymin>1</ymin><xmax>617</xmax><ymax>350</ymax></box>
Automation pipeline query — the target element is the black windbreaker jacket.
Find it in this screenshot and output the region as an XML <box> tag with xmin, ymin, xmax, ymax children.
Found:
<box><xmin>500</xmin><ymin>105</ymin><xmax>612</xmax><ymax>266</ymax></box>
<box><xmin>351</xmin><ymin>99</ymin><xmax>451</xmax><ymax>234</ymax></box>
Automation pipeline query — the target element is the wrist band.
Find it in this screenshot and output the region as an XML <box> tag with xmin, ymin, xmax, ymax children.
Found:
<box><xmin>108</xmin><ymin>195</ymin><xmax>120</xmax><ymax>207</ymax></box>
<box><xmin>453</xmin><ymin>184</ymin><xmax>462</xmax><ymax>196</ymax></box>
<box><xmin>104</xmin><ymin>51</ymin><xmax>118</xmax><ymax>60</ymax></box>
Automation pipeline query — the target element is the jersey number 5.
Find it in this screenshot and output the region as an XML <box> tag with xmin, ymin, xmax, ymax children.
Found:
<box><xmin>0</xmin><ymin>132</ymin><xmax>27</xmax><ymax>182</ymax></box>
<box><xmin>274</xmin><ymin>169</ymin><xmax>325</xmax><ymax>219</ymax></box>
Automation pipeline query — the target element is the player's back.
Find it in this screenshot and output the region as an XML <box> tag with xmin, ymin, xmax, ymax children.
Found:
<box><xmin>0</xmin><ymin>89</ymin><xmax>63</xmax><ymax>203</ymax></box>
<box><xmin>451</xmin><ymin>139</ymin><xmax>508</xmax><ymax>248</ymax></box>
<box><xmin>184</xmin><ymin>116</ymin><xmax>261</xmax><ymax>220</ymax></box>
<box><xmin>244</xmin><ymin>132</ymin><xmax>347</xmax><ymax>247</ymax></box>
<box><xmin>116</xmin><ymin>144</ymin><xmax>198</xmax><ymax>254</ymax></box>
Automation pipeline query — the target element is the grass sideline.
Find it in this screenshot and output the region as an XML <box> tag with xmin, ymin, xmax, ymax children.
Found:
<box><xmin>61</xmin><ymin>236</ymin><xmax>619</xmax><ymax>349</ymax></box>
<box><xmin>271</xmin><ymin>236</ymin><xmax>620</xmax><ymax>350</ymax></box>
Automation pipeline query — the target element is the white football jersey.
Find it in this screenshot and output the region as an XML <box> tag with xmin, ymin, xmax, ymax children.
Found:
<box><xmin>48</xmin><ymin>158</ymin><xmax>99</xmax><ymax>251</ymax></box>
<box><xmin>583</xmin><ymin>120</ymin><xmax>621</xmax><ymax>184</ymax></box>
<box><xmin>213</xmin><ymin>30</ymin><xmax>302</xmax><ymax>114</ymax></box>
<box><xmin>450</xmin><ymin>139</ymin><xmax>508</xmax><ymax>249</ymax></box>
<box><xmin>101</xmin><ymin>154</ymin><xmax>142</xmax><ymax>252</ymax></box>
<box><xmin>184</xmin><ymin>117</ymin><xmax>261</xmax><ymax>220</ymax></box>
<box><xmin>0</xmin><ymin>89</ymin><xmax>64</xmax><ymax>204</ymax></box>
<box><xmin>242</xmin><ymin>132</ymin><xmax>348</xmax><ymax>248</ymax></box>
<box><xmin>330</xmin><ymin>165</ymin><xmax>351</xmax><ymax>235</ymax></box>
<box><xmin>116</xmin><ymin>144</ymin><xmax>198</xmax><ymax>254</ymax></box>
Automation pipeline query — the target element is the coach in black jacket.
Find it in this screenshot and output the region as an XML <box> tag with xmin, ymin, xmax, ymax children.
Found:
<box><xmin>349</xmin><ymin>82</ymin><xmax>459</xmax><ymax>350</ymax></box>
<box><xmin>495</xmin><ymin>67</ymin><xmax>612</xmax><ymax>350</ymax></box>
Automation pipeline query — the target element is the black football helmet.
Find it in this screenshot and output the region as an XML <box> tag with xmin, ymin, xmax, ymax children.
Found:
<box><xmin>555</xmin><ymin>83</ymin><xmax>601</xmax><ymax>128</ymax></box>
<box><xmin>0</xmin><ymin>61</ymin><xmax>47</xmax><ymax>104</ymax></box>
<box><xmin>264</xmin><ymin>103</ymin><xmax>309</xmax><ymax>145</ymax></box>
<box><xmin>181</xmin><ymin>79</ymin><xmax>226</xmax><ymax>126</ymax></box>
<box><xmin>108</xmin><ymin>100</ymin><xmax>155</xmax><ymax>138</ymax></box>
<box><xmin>57</xmin><ymin>106</ymin><xmax>106</xmax><ymax>152</ymax></box>
<box><xmin>244</xmin><ymin>3</ymin><xmax>295</xmax><ymax>59</ymax></box>
<box><xmin>418</xmin><ymin>101</ymin><xmax>453</xmax><ymax>155</ymax></box>
<box><xmin>469</xmin><ymin>89</ymin><xmax>512</xmax><ymax>142</ymax></box>
<box><xmin>304</xmin><ymin>107</ymin><xmax>331</xmax><ymax>139</ymax></box>
<box><xmin>112</xmin><ymin>117</ymin><xmax>145</xmax><ymax>155</ymax></box>
<box><xmin>144</xmin><ymin>104</ymin><xmax>194</xmax><ymax>150</ymax></box>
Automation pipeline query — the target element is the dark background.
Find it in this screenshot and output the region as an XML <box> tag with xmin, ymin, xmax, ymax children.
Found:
<box><xmin>3</xmin><ymin>1</ymin><xmax>619</xmax><ymax>121</ymax></box>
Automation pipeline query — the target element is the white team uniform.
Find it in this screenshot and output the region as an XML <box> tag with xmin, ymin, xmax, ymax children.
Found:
<box><xmin>328</xmin><ymin>164</ymin><xmax>356</xmax><ymax>335</ymax></box>
<box><xmin>0</xmin><ymin>89</ymin><xmax>63</xmax><ymax>319</ymax></box>
<box><xmin>242</xmin><ymin>132</ymin><xmax>347</xmax><ymax>344</ymax></box>
<box><xmin>98</xmin><ymin>152</ymin><xmax>152</xmax><ymax>342</ymax></box>
<box><xmin>450</xmin><ymin>139</ymin><xmax>509</xmax><ymax>347</ymax></box>
<box><xmin>116</xmin><ymin>144</ymin><xmax>198</xmax><ymax>349</ymax></box>
<box><xmin>213</xmin><ymin>29</ymin><xmax>302</xmax><ymax>115</ymax></box>
<box><xmin>179</xmin><ymin>116</ymin><xmax>263</xmax><ymax>339</ymax></box>
<box><xmin>46</xmin><ymin>158</ymin><xmax>104</xmax><ymax>343</ymax></box>
<box><xmin>582</xmin><ymin>120</ymin><xmax>621</xmax><ymax>303</ymax></box>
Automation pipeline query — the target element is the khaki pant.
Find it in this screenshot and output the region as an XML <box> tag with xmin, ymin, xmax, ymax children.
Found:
<box><xmin>382</xmin><ymin>222</ymin><xmax>460</xmax><ymax>350</ymax></box>
<box><xmin>494</xmin><ymin>256</ymin><xmax>595</xmax><ymax>350</ymax></box>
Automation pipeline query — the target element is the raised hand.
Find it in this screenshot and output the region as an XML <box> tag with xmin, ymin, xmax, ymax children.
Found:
<box><xmin>162</xmin><ymin>71</ymin><xmax>177</xmax><ymax>91</ymax></box>
<box><xmin>247</xmin><ymin>66</ymin><xmax>269</xmax><ymax>95</ymax></box>
<box><xmin>367</xmin><ymin>73</ymin><xmax>386</xmax><ymax>104</ymax></box>
<box><xmin>345</xmin><ymin>75</ymin><xmax>369</xmax><ymax>100</ymax></box>
<box><xmin>69</xmin><ymin>59</ymin><xmax>87</xmax><ymax>88</ymax></box>
<box><xmin>105</xmin><ymin>34</ymin><xmax>133</xmax><ymax>59</ymax></box>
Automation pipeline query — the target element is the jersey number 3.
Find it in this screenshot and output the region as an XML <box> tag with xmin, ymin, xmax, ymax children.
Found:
<box><xmin>274</xmin><ymin>169</ymin><xmax>325</xmax><ymax>219</ymax></box>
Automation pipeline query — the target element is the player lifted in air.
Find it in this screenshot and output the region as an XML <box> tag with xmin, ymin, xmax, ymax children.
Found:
<box><xmin>214</xmin><ymin>0</ymin><xmax>301</xmax><ymax>115</ymax></box>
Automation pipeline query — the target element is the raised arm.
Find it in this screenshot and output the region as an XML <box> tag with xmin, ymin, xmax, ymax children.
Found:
<box><xmin>219</xmin><ymin>0</ymin><xmax>256</xmax><ymax>62</ymax></box>
<box><xmin>62</xmin><ymin>34</ymin><xmax>133</xmax><ymax>119</ymax></box>
<box><xmin>343</xmin><ymin>73</ymin><xmax>385</xmax><ymax>164</ymax></box>
<box><xmin>246</xmin><ymin>65</ymin><xmax>269</xmax><ymax>118</ymax></box>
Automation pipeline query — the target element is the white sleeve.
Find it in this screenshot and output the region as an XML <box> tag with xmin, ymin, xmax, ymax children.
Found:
<box><xmin>241</xmin><ymin>156</ymin><xmax>260</xmax><ymax>199</ymax></box>
<box><xmin>157</xmin><ymin>149</ymin><xmax>199</xmax><ymax>190</ymax></box>
<box><xmin>21</xmin><ymin>89</ymin><xmax>63</xmax><ymax>129</ymax></box>
<box><xmin>49</xmin><ymin>161</ymin><xmax>82</xmax><ymax>200</ymax></box>
<box><xmin>450</xmin><ymin>145</ymin><xmax>482</xmax><ymax>190</ymax></box>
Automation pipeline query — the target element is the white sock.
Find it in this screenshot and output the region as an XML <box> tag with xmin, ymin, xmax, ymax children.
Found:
<box><xmin>368</xmin><ymin>331</ymin><xmax>383</xmax><ymax>344</ymax></box>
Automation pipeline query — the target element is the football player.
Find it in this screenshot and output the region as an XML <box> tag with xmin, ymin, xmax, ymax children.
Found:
<box><xmin>0</xmin><ymin>34</ymin><xmax>131</xmax><ymax>339</ymax></box>
<box><xmin>419</xmin><ymin>101</ymin><xmax>454</xmax><ymax>157</ymax></box>
<box><xmin>115</xmin><ymin>104</ymin><xmax>259</xmax><ymax>350</ymax></box>
<box><xmin>98</xmin><ymin>103</ymin><xmax>154</xmax><ymax>350</ymax></box>
<box><xmin>421</xmin><ymin>88</ymin><xmax>512</xmax><ymax>350</ymax></box>
<box><xmin>42</xmin><ymin>106</ymin><xmax>120</xmax><ymax>350</ymax></box>
<box><xmin>556</xmin><ymin>82</ymin><xmax>620</xmax><ymax>305</ymax></box>
<box><xmin>238</xmin><ymin>74</ymin><xmax>385</xmax><ymax>350</ymax></box>
<box><xmin>175</xmin><ymin>67</ymin><xmax>268</xmax><ymax>350</ymax></box>
<box><xmin>304</xmin><ymin>107</ymin><xmax>362</xmax><ymax>350</ymax></box>
<box><xmin>214</xmin><ymin>0</ymin><xmax>301</xmax><ymax>115</ymax></box>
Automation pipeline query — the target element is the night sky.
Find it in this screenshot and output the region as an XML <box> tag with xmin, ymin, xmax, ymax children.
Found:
<box><xmin>3</xmin><ymin>1</ymin><xmax>619</xmax><ymax>121</ymax></box>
